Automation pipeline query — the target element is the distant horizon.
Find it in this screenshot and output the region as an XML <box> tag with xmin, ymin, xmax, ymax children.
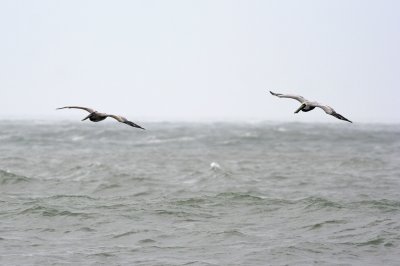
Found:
<box><xmin>0</xmin><ymin>114</ymin><xmax>398</xmax><ymax>125</ymax></box>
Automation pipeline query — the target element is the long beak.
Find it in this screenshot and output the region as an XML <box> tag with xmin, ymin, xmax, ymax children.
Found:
<box><xmin>82</xmin><ymin>114</ymin><xmax>91</xmax><ymax>121</ymax></box>
<box><xmin>294</xmin><ymin>103</ymin><xmax>306</xmax><ymax>114</ymax></box>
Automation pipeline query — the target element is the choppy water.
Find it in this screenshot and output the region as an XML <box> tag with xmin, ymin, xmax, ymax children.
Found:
<box><xmin>1</xmin><ymin>120</ymin><xmax>400</xmax><ymax>265</ymax></box>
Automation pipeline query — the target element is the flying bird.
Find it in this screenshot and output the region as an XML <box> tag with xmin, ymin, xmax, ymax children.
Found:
<box><xmin>57</xmin><ymin>106</ymin><xmax>145</xmax><ymax>129</ymax></box>
<box><xmin>269</xmin><ymin>91</ymin><xmax>352</xmax><ymax>123</ymax></box>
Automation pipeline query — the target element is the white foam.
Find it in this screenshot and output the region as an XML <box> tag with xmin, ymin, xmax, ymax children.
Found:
<box><xmin>210</xmin><ymin>162</ymin><xmax>221</xmax><ymax>170</ymax></box>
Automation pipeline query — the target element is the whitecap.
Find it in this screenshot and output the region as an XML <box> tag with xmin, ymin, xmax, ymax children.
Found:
<box><xmin>210</xmin><ymin>162</ymin><xmax>221</xmax><ymax>170</ymax></box>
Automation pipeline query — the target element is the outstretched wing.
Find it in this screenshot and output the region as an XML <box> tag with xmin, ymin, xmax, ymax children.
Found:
<box><xmin>313</xmin><ymin>104</ymin><xmax>352</xmax><ymax>123</ymax></box>
<box><xmin>123</xmin><ymin>120</ymin><xmax>146</xmax><ymax>129</ymax></box>
<box><xmin>106</xmin><ymin>114</ymin><xmax>145</xmax><ymax>130</ymax></box>
<box><xmin>330</xmin><ymin>112</ymin><xmax>352</xmax><ymax>123</ymax></box>
<box><xmin>269</xmin><ymin>91</ymin><xmax>307</xmax><ymax>103</ymax></box>
<box><xmin>57</xmin><ymin>106</ymin><xmax>95</xmax><ymax>113</ymax></box>
<box><xmin>311</xmin><ymin>103</ymin><xmax>334</xmax><ymax>114</ymax></box>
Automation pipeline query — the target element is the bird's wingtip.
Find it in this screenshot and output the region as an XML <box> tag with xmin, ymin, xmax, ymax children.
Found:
<box><xmin>124</xmin><ymin>121</ymin><xmax>146</xmax><ymax>130</ymax></box>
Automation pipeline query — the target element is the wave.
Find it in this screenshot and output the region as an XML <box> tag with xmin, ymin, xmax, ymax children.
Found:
<box><xmin>355</xmin><ymin>237</ymin><xmax>386</xmax><ymax>246</ymax></box>
<box><xmin>340</xmin><ymin>237</ymin><xmax>389</xmax><ymax>247</ymax></box>
<box><xmin>352</xmin><ymin>199</ymin><xmax>400</xmax><ymax>212</ymax></box>
<box><xmin>0</xmin><ymin>169</ymin><xmax>31</xmax><ymax>184</ymax></box>
<box><xmin>300</xmin><ymin>196</ymin><xmax>343</xmax><ymax>210</ymax></box>
<box><xmin>18</xmin><ymin>205</ymin><xmax>93</xmax><ymax>219</ymax></box>
<box><xmin>45</xmin><ymin>194</ymin><xmax>97</xmax><ymax>201</ymax></box>
<box><xmin>112</xmin><ymin>230</ymin><xmax>140</xmax><ymax>239</ymax></box>
<box><xmin>214</xmin><ymin>229</ymin><xmax>247</xmax><ymax>237</ymax></box>
<box><xmin>216</xmin><ymin>192</ymin><xmax>268</xmax><ymax>202</ymax></box>
<box><xmin>296</xmin><ymin>197</ymin><xmax>400</xmax><ymax>213</ymax></box>
<box><xmin>305</xmin><ymin>219</ymin><xmax>347</xmax><ymax>230</ymax></box>
<box><xmin>172</xmin><ymin>193</ymin><xmax>292</xmax><ymax>209</ymax></box>
<box><xmin>138</xmin><ymin>238</ymin><xmax>157</xmax><ymax>244</ymax></box>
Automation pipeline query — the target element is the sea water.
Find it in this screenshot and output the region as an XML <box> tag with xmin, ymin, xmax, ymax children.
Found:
<box><xmin>1</xmin><ymin>121</ymin><xmax>399</xmax><ymax>265</ymax></box>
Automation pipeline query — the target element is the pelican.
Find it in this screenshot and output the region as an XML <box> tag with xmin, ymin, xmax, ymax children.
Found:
<box><xmin>269</xmin><ymin>91</ymin><xmax>352</xmax><ymax>123</ymax></box>
<box><xmin>57</xmin><ymin>106</ymin><xmax>145</xmax><ymax>129</ymax></box>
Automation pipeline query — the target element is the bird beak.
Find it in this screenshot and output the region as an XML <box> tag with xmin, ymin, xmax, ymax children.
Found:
<box><xmin>294</xmin><ymin>104</ymin><xmax>306</xmax><ymax>114</ymax></box>
<box><xmin>82</xmin><ymin>114</ymin><xmax>91</xmax><ymax>121</ymax></box>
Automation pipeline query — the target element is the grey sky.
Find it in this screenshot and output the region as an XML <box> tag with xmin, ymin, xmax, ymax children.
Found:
<box><xmin>1</xmin><ymin>0</ymin><xmax>399</xmax><ymax>123</ymax></box>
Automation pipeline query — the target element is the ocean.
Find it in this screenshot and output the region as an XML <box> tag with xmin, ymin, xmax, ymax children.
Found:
<box><xmin>1</xmin><ymin>120</ymin><xmax>399</xmax><ymax>265</ymax></box>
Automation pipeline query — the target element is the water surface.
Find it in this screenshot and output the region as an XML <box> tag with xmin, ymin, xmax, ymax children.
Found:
<box><xmin>1</xmin><ymin>121</ymin><xmax>399</xmax><ymax>265</ymax></box>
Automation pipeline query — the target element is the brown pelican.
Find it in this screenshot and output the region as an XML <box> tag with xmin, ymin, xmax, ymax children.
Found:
<box><xmin>269</xmin><ymin>91</ymin><xmax>352</xmax><ymax>123</ymax></box>
<box><xmin>57</xmin><ymin>106</ymin><xmax>145</xmax><ymax>129</ymax></box>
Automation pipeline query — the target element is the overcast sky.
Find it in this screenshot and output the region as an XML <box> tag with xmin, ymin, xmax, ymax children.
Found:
<box><xmin>1</xmin><ymin>0</ymin><xmax>399</xmax><ymax>123</ymax></box>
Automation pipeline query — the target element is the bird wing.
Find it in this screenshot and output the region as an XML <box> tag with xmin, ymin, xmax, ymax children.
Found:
<box><xmin>106</xmin><ymin>114</ymin><xmax>145</xmax><ymax>130</ymax></box>
<box><xmin>330</xmin><ymin>111</ymin><xmax>352</xmax><ymax>123</ymax></box>
<box><xmin>269</xmin><ymin>91</ymin><xmax>307</xmax><ymax>103</ymax></box>
<box><xmin>312</xmin><ymin>103</ymin><xmax>352</xmax><ymax>123</ymax></box>
<box><xmin>310</xmin><ymin>103</ymin><xmax>334</xmax><ymax>114</ymax></box>
<box><xmin>57</xmin><ymin>106</ymin><xmax>95</xmax><ymax>113</ymax></box>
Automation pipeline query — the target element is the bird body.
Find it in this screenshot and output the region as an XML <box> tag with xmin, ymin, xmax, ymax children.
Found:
<box><xmin>82</xmin><ymin>111</ymin><xmax>107</xmax><ymax>122</ymax></box>
<box><xmin>57</xmin><ymin>106</ymin><xmax>145</xmax><ymax>129</ymax></box>
<box><xmin>269</xmin><ymin>91</ymin><xmax>352</xmax><ymax>123</ymax></box>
